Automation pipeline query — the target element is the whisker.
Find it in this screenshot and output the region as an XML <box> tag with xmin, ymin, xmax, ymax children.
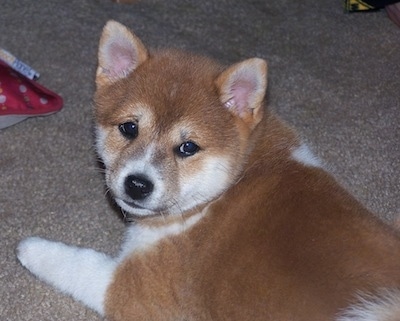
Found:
<box><xmin>121</xmin><ymin>208</ymin><xmax>136</xmax><ymax>223</ymax></box>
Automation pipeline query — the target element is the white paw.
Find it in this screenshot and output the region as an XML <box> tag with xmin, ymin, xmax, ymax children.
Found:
<box><xmin>17</xmin><ymin>237</ymin><xmax>78</xmax><ymax>283</ymax></box>
<box><xmin>16</xmin><ymin>237</ymin><xmax>116</xmax><ymax>315</ymax></box>
<box><xmin>17</xmin><ymin>237</ymin><xmax>54</xmax><ymax>274</ymax></box>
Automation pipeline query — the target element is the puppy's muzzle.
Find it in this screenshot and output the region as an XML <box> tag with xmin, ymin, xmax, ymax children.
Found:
<box><xmin>124</xmin><ymin>175</ymin><xmax>154</xmax><ymax>200</ymax></box>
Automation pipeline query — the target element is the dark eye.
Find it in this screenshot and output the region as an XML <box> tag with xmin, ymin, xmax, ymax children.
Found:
<box><xmin>176</xmin><ymin>141</ymin><xmax>200</xmax><ymax>157</ymax></box>
<box><xmin>118</xmin><ymin>122</ymin><xmax>138</xmax><ymax>139</ymax></box>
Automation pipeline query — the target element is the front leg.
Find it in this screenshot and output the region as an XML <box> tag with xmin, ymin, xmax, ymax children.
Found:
<box><xmin>17</xmin><ymin>237</ymin><xmax>117</xmax><ymax>315</ymax></box>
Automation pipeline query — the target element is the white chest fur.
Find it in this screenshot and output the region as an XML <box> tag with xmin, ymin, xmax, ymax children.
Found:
<box><xmin>117</xmin><ymin>210</ymin><xmax>206</xmax><ymax>261</ymax></box>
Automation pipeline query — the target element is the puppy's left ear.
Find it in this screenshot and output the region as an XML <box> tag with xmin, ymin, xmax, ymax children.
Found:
<box><xmin>216</xmin><ymin>58</ymin><xmax>267</xmax><ymax>129</ymax></box>
<box><xmin>96</xmin><ymin>20</ymin><xmax>148</xmax><ymax>89</ymax></box>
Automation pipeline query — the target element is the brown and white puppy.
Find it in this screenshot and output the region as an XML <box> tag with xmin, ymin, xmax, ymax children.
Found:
<box><xmin>17</xmin><ymin>21</ymin><xmax>400</xmax><ymax>321</ymax></box>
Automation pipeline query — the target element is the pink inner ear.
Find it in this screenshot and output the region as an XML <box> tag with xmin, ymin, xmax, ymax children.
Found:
<box><xmin>105</xmin><ymin>41</ymin><xmax>136</xmax><ymax>79</ymax></box>
<box><xmin>229</xmin><ymin>75</ymin><xmax>258</xmax><ymax>114</ymax></box>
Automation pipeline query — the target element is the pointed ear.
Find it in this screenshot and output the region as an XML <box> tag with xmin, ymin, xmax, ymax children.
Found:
<box><xmin>96</xmin><ymin>20</ymin><xmax>148</xmax><ymax>88</ymax></box>
<box><xmin>215</xmin><ymin>58</ymin><xmax>267</xmax><ymax>128</ymax></box>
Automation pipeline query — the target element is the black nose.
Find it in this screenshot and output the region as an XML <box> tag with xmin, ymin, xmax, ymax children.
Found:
<box><xmin>124</xmin><ymin>175</ymin><xmax>154</xmax><ymax>200</ymax></box>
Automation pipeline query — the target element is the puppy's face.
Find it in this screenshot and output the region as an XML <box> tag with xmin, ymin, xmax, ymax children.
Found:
<box><xmin>94</xmin><ymin>21</ymin><xmax>267</xmax><ymax>218</ymax></box>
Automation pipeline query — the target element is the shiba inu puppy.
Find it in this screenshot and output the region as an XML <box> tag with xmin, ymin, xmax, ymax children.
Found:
<box><xmin>17</xmin><ymin>21</ymin><xmax>400</xmax><ymax>321</ymax></box>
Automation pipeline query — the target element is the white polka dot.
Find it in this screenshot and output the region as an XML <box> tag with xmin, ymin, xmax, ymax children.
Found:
<box><xmin>40</xmin><ymin>97</ymin><xmax>48</xmax><ymax>104</ymax></box>
<box><xmin>0</xmin><ymin>95</ymin><xmax>6</xmax><ymax>103</ymax></box>
<box><xmin>19</xmin><ymin>85</ymin><xmax>27</xmax><ymax>93</ymax></box>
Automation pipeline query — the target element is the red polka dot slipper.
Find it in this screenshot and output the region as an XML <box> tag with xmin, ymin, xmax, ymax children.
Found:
<box><xmin>0</xmin><ymin>60</ymin><xmax>63</xmax><ymax>129</ymax></box>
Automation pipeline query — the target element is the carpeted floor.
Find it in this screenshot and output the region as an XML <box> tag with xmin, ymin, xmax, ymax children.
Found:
<box><xmin>0</xmin><ymin>1</ymin><xmax>399</xmax><ymax>320</ymax></box>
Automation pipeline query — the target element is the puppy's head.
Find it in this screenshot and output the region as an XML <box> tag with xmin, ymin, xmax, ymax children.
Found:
<box><xmin>94</xmin><ymin>21</ymin><xmax>267</xmax><ymax>218</ymax></box>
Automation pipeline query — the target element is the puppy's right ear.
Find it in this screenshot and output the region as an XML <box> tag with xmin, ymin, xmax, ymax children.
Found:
<box><xmin>96</xmin><ymin>20</ymin><xmax>148</xmax><ymax>89</ymax></box>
